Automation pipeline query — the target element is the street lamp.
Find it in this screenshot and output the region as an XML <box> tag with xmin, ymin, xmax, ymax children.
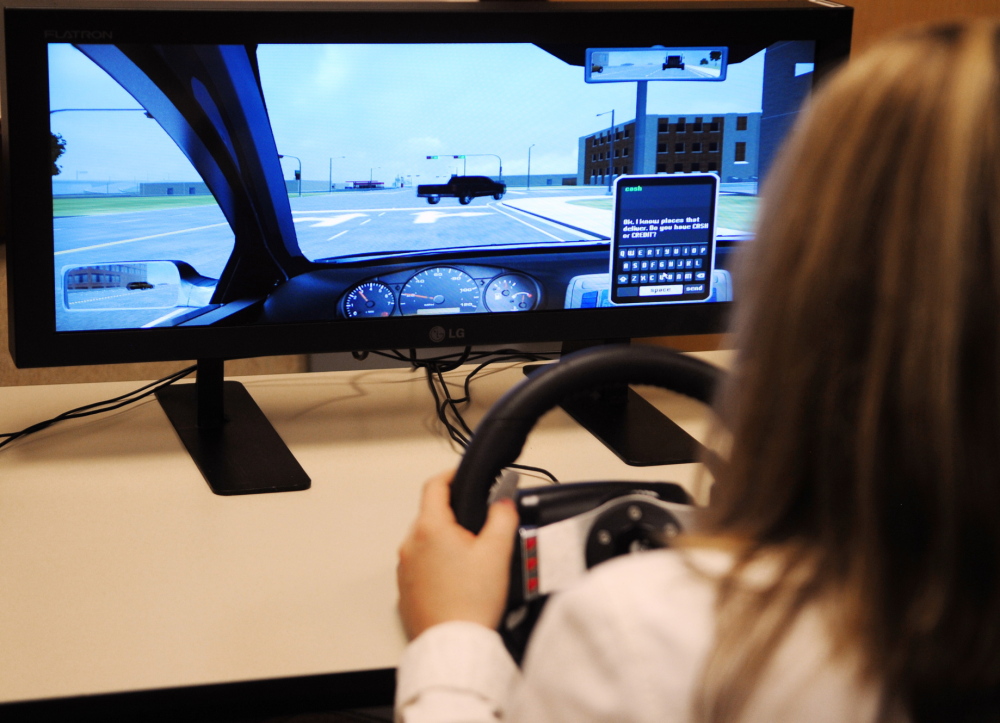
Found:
<box><xmin>527</xmin><ymin>144</ymin><xmax>535</xmax><ymax>191</ymax></box>
<box><xmin>278</xmin><ymin>154</ymin><xmax>302</xmax><ymax>196</ymax></box>
<box><xmin>49</xmin><ymin>108</ymin><xmax>153</xmax><ymax>190</ymax></box>
<box><xmin>597</xmin><ymin>110</ymin><xmax>615</xmax><ymax>194</ymax></box>
<box><xmin>435</xmin><ymin>153</ymin><xmax>503</xmax><ymax>181</ymax></box>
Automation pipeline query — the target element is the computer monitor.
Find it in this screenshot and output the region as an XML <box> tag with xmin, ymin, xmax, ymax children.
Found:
<box><xmin>2</xmin><ymin>0</ymin><xmax>853</xmax><ymax>493</ymax></box>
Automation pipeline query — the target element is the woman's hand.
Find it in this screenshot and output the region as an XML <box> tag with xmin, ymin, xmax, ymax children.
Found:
<box><xmin>397</xmin><ymin>470</ymin><xmax>521</xmax><ymax>641</ymax></box>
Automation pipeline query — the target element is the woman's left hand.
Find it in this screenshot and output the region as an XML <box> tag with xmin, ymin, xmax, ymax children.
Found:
<box><xmin>397</xmin><ymin>470</ymin><xmax>521</xmax><ymax>641</ymax></box>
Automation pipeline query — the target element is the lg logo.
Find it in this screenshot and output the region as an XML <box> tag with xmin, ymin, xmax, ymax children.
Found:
<box><xmin>429</xmin><ymin>326</ymin><xmax>465</xmax><ymax>343</ymax></box>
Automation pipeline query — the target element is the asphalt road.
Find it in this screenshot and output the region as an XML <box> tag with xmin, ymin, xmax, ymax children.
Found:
<box><xmin>52</xmin><ymin>186</ymin><xmax>604</xmax><ymax>331</ymax></box>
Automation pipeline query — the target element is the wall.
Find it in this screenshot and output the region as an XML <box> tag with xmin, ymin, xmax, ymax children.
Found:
<box><xmin>839</xmin><ymin>0</ymin><xmax>1000</xmax><ymax>55</ymax></box>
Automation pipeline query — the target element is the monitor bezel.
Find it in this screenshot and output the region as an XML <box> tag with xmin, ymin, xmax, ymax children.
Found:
<box><xmin>2</xmin><ymin>0</ymin><xmax>853</xmax><ymax>369</ymax></box>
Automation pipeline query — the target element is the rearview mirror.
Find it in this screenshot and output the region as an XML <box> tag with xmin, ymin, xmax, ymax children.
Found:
<box><xmin>585</xmin><ymin>46</ymin><xmax>728</xmax><ymax>83</ymax></box>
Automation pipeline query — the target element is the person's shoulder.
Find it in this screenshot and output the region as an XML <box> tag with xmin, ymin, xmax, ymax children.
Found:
<box><xmin>520</xmin><ymin>546</ymin><xmax>731</xmax><ymax>713</ymax></box>
<box><xmin>574</xmin><ymin>545</ymin><xmax>734</xmax><ymax>597</ymax></box>
<box><xmin>547</xmin><ymin>546</ymin><xmax>733</xmax><ymax>639</ymax></box>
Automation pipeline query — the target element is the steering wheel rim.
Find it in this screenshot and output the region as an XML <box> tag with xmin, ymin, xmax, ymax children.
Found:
<box><xmin>450</xmin><ymin>344</ymin><xmax>722</xmax><ymax>533</ymax></box>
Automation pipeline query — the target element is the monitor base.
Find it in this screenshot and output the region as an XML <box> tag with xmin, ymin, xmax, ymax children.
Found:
<box><xmin>559</xmin><ymin>384</ymin><xmax>702</xmax><ymax>466</ymax></box>
<box><xmin>525</xmin><ymin>341</ymin><xmax>704</xmax><ymax>466</ymax></box>
<box><xmin>155</xmin><ymin>359</ymin><xmax>310</xmax><ymax>495</ymax></box>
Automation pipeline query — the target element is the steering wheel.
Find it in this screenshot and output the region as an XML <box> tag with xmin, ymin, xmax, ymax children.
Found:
<box><xmin>449</xmin><ymin>344</ymin><xmax>722</xmax><ymax>659</ymax></box>
<box><xmin>451</xmin><ymin>344</ymin><xmax>721</xmax><ymax>531</ymax></box>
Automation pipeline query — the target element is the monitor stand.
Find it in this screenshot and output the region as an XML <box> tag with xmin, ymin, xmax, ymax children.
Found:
<box><xmin>525</xmin><ymin>340</ymin><xmax>704</xmax><ymax>466</ymax></box>
<box><xmin>155</xmin><ymin>359</ymin><xmax>311</xmax><ymax>495</ymax></box>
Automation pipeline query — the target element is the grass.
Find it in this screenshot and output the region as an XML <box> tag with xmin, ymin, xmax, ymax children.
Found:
<box><xmin>52</xmin><ymin>192</ymin><xmax>332</xmax><ymax>218</ymax></box>
<box><xmin>567</xmin><ymin>194</ymin><xmax>758</xmax><ymax>232</ymax></box>
<box><xmin>53</xmin><ymin>195</ymin><xmax>221</xmax><ymax>217</ymax></box>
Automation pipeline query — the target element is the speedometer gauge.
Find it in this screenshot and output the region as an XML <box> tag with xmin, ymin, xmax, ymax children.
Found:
<box><xmin>343</xmin><ymin>281</ymin><xmax>395</xmax><ymax>318</ymax></box>
<box><xmin>484</xmin><ymin>273</ymin><xmax>538</xmax><ymax>312</ymax></box>
<box><xmin>399</xmin><ymin>267</ymin><xmax>481</xmax><ymax>316</ymax></box>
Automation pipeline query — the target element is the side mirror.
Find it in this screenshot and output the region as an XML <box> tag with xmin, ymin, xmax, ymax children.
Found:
<box><xmin>62</xmin><ymin>261</ymin><xmax>184</xmax><ymax>310</ymax></box>
<box><xmin>60</xmin><ymin>260</ymin><xmax>216</xmax><ymax>330</ymax></box>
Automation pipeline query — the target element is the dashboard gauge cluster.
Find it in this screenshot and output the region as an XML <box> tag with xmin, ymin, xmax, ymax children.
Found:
<box><xmin>339</xmin><ymin>265</ymin><xmax>541</xmax><ymax>318</ymax></box>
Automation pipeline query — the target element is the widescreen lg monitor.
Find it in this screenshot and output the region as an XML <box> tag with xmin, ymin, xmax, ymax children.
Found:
<box><xmin>2</xmin><ymin>0</ymin><xmax>853</xmax><ymax>493</ymax></box>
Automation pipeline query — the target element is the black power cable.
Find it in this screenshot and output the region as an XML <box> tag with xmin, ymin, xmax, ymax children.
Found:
<box><xmin>370</xmin><ymin>347</ymin><xmax>561</xmax><ymax>483</ymax></box>
<box><xmin>0</xmin><ymin>365</ymin><xmax>196</xmax><ymax>451</ymax></box>
<box><xmin>1</xmin><ymin>348</ymin><xmax>563</xmax><ymax>484</ymax></box>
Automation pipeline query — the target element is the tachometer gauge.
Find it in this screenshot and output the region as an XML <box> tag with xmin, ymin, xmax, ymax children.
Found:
<box><xmin>399</xmin><ymin>267</ymin><xmax>481</xmax><ymax>316</ymax></box>
<box><xmin>343</xmin><ymin>281</ymin><xmax>395</xmax><ymax>318</ymax></box>
<box><xmin>484</xmin><ymin>273</ymin><xmax>539</xmax><ymax>312</ymax></box>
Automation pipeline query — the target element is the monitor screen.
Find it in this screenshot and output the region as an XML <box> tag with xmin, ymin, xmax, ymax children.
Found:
<box><xmin>3</xmin><ymin>1</ymin><xmax>853</xmax><ymax>368</ymax></box>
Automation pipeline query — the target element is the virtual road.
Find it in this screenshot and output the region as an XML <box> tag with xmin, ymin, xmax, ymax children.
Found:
<box><xmin>52</xmin><ymin>184</ymin><xmax>755</xmax><ymax>331</ymax></box>
<box><xmin>52</xmin><ymin>186</ymin><xmax>607</xmax><ymax>330</ymax></box>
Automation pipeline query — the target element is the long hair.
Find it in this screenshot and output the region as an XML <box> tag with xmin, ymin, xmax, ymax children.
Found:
<box><xmin>699</xmin><ymin>20</ymin><xmax>1000</xmax><ymax>722</ymax></box>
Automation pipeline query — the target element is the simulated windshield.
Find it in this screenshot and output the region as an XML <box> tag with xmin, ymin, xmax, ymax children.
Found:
<box><xmin>49</xmin><ymin>41</ymin><xmax>810</xmax><ymax>331</ymax></box>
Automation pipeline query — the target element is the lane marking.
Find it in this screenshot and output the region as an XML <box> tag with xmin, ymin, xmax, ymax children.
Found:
<box><xmin>488</xmin><ymin>203</ymin><xmax>572</xmax><ymax>242</ymax></box>
<box><xmin>54</xmin><ymin>221</ymin><xmax>230</xmax><ymax>256</ymax></box>
<box><xmin>413</xmin><ymin>210</ymin><xmax>491</xmax><ymax>225</ymax></box>
<box><xmin>142</xmin><ymin>308</ymin><xmax>192</xmax><ymax>328</ymax></box>
<box><xmin>293</xmin><ymin>213</ymin><xmax>367</xmax><ymax>227</ymax></box>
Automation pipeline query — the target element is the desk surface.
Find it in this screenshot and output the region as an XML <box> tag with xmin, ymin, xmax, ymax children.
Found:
<box><xmin>0</xmin><ymin>351</ymin><xmax>724</xmax><ymax>709</ymax></box>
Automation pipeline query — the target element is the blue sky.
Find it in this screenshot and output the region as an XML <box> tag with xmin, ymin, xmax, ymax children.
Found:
<box><xmin>48</xmin><ymin>42</ymin><xmax>766</xmax><ymax>185</ymax></box>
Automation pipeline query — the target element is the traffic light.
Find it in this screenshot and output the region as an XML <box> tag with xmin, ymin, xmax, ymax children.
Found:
<box><xmin>294</xmin><ymin>170</ymin><xmax>301</xmax><ymax>180</ymax></box>
<box><xmin>426</xmin><ymin>155</ymin><xmax>439</xmax><ymax>159</ymax></box>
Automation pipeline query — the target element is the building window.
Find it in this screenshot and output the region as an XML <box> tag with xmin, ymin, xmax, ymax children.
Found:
<box><xmin>657</xmin><ymin>143</ymin><xmax>667</xmax><ymax>153</ymax></box>
<box><xmin>623</xmin><ymin>148</ymin><xmax>629</xmax><ymax>157</ymax></box>
<box><xmin>675</xmin><ymin>118</ymin><xmax>687</xmax><ymax>133</ymax></box>
<box><xmin>708</xmin><ymin>162</ymin><xmax>718</xmax><ymax>171</ymax></box>
<box><xmin>658</xmin><ymin>119</ymin><xmax>670</xmax><ymax>133</ymax></box>
<box><xmin>709</xmin><ymin>119</ymin><xmax>721</xmax><ymax>132</ymax></box>
<box><xmin>735</xmin><ymin>141</ymin><xmax>747</xmax><ymax>162</ymax></box>
<box><xmin>692</xmin><ymin>143</ymin><xmax>702</xmax><ymax>153</ymax></box>
<box><xmin>656</xmin><ymin>163</ymin><xmax>666</xmax><ymax>173</ymax></box>
<box><xmin>693</xmin><ymin>120</ymin><xmax>703</xmax><ymax>132</ymax></box>
<box><xmin>708</xmin><ymin>142</ymin><xmax>719</xmax><ymax>153</ymax></box>
<box><xmin>675</xmin><ymin>142</ymin><xmax>685</xmax><ymax>153</ymax></box>
<box><xmin>674</xmin><ymin>163</ymin><xmax>684</xmax><ymax>173</ymax></box>
<box><xmin>690</xmin><ymin>163</ymin><xmax>701</xmax><ymax>173</ymax></box>
<box><xmin>736</xmin><ymin>116</ymin><xmax>748</xmax><ymax>131</ymax></box>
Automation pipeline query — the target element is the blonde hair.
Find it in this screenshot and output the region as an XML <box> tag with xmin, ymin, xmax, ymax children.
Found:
<box><xmin>701</xmin><ymin>20</ymin><xmax>1000</xmax><ymax>722</ymax></box>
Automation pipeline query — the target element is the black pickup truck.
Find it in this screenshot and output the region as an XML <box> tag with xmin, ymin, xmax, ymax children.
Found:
<box><xmin>416</xmin><ymin>175</ymin><xmax>506</xmax><ymax>205</ymax></box>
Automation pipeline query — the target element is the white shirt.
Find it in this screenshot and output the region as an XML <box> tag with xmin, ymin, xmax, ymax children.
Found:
<box><xmin>395</xmin><ymin>547</ymin><xmax>885</xmax><ymax>723</ymax></box>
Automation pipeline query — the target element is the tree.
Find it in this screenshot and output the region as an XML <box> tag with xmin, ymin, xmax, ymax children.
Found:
<box><xmin>51</xmin><ymin>132</ymin><xmax>66</xmax><ymax>176</ymax></box>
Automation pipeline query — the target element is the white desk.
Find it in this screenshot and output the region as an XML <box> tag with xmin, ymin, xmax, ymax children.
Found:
<box><xmin>0</xmin><ymin>352</ymin><xmax>722</xmax><ymax>714</ymax></box>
